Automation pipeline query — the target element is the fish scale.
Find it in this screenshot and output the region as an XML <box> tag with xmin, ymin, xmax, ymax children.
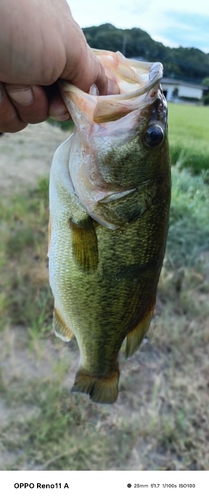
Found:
<box><xmin>48</xmin><ymin>50</ymin><xmax>170</xmax><ymax>403</ymax></box>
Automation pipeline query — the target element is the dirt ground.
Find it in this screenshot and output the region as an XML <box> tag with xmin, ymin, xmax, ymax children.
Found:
<box><xmin>0</xmin><ymin>122</ymin><xmax>69</xmax><ymax>195</ymax></box>
<box><xmin>0</xmin><ymin>123</ymin><xmax>209</xmax><ymax>471</ymax></box>
<box><xmin>0</xmin><ymin>123</ymin><xmax>68</xmax><ymax>469</ymax></box>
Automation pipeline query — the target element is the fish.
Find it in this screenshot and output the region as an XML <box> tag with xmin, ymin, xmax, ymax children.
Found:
<box><xmin>48</xmin><ymin>49</ymin><xmax>171</xmax><ymax>404</ymax></box>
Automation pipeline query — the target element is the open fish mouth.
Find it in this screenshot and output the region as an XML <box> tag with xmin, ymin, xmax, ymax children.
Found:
<box><xmin>57</xmin><ymin>50</ymin><xmax>166</xmax><ymax>230</ymax></box>
<box><xmin>60</xmin><ymin>49</ymin><xmax>163</xmax><ymax>124</ymax></box>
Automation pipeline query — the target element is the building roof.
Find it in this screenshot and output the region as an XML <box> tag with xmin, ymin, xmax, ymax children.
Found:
<box><xmin>162</xmin><ymin>78</ymin><xmax>208</xmax><ymax>90</ymax></box>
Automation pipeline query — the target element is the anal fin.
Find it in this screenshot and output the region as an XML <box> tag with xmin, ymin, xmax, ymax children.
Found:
<box><xmin>53</xmin><ymin>307</ymin><xmax>74</xmax><ymax>342</ymax></box>
<box><xmin>69</xmin><ymin>216</ymin><xmax>98</xmax><ymax>272</ymax></box>
<box><xmin>125</xmin><ymin>301</ymin><xmax>155</xmax><ymax>358</ymax></box>
<box><xmin>71</xmin><ymin>365</ymin><xmax>119</xmax><ymax>404</ymax></box>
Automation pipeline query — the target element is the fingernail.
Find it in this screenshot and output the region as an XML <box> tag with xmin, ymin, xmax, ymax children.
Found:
<box><xmin>7</xmin><ymin>87</ymin><xmax>34</xmax><ymax>106</ymax></box>
<box><xmin>50</xmin><ymin>112</ymin><xmax>70</xmax><ymax>122</ymax></box>
<box><xmin>107</xmin><ymin>79</ymin><xmax>120</xmax><ymax>95</ymax></box>
<box><xmin>49</xmin><ymin>100</ymin><xmax>70</xmax><ymax>121</ymax></box>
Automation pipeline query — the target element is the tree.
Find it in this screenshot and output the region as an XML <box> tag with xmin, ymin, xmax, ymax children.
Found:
<box><xmin>82</xmin><ymin>24</ymin><xmax>209</xmax><ymax>83</ymax></box>
<box><xmin>202</xmin><ymin>77</ymin><xmax>209</xmax><ymax>105</ymax></box>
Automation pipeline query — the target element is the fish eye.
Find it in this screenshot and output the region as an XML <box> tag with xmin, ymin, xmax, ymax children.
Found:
<box><xmin>143</xmin><ymin>124</ymin><xmax>164</xmax><ymax>148</ymax></box>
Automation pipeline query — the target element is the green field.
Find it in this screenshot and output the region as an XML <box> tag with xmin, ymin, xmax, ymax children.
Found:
<box><xmin>0</xmin><ymin>106</ymin><xmax>209</xmax><ymax>471</ymax></box>
<box><xmin>168</xmin><ymin>103</ymin><xmax>209</xmax><ymax>175</ymax></box>
<box><xmin>50</xmin><ymin>103</ymin><xmax>209</xmax><ymax>175</ymax></box>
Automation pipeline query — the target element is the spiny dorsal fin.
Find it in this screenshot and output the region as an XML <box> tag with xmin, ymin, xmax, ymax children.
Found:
<box><xmin>69</xmin><ymin>217</ymin><xmax>98</xmax><ymax>272</ymax></box>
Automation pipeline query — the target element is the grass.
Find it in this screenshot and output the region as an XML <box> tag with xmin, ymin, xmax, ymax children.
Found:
<box><xmin>0</xmin><ymin>107</ymin><xmax>209</xmax><ymax>471</ymax></box>
<box><xmin>1</xmin><ymin>380</ymin><xmax>135</xmax><ymax>470</ymax></box>
<box><xmin>168</xmin><ymin>103</ymin><xmax>209</xmax><ymax>174</ymax></box>
<box><xmin>166</xmin><ymin>167</ymin><xmax>209</xmax><ymax>268</ymax></box>
<box><xmin>48</xmin><ymin>104</ymin><xmax>209</xmax><ymax>175</ymax></box>
<box><xmin>47</xmin><ymin>117</ymin><xmax>74</xmax><ymax>132</ymax></box>
<box><xmin>0</xmin><ymin>178</ymin><xmax>53</xmax><ymax>332</ymax></box>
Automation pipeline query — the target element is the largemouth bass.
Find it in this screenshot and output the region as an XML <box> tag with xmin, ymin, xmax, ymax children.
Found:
<box><xmin>48</xmin><ymin>50</ymin><xmax>170</xmax><ymax>404</ymax></box>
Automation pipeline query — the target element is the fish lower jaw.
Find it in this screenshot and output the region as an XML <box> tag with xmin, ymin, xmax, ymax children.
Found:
<box><xmin>71</xmin><ymin>365</ymin><xmax>120</xmax><ymax>404</ymax></box>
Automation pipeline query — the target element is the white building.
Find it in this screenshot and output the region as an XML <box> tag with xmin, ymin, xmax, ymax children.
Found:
<box><xmin>162</xmin><ymin>78</ymin><xmax>207</xmax><ymax>102</ymax></box>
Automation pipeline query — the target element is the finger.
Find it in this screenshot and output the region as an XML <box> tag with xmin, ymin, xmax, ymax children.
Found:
<box><xmin>0</xmin><ymin>83</ymin><xmax>26</xmax><ymax>133</ymax></box>
<box><xmin>46</xmin><ymin>83</ymin><xmax>70</xmax><ymax>121</ymax></box>
<box><xmin>94</xmin><ymin>58</ymin><xmax>120</xmax><ymax>96</ymax></box>
<box><xmin>73</xmin><ymin>46</ymin><xmax>120</xmax><ymax>96</ymax></box>
<box><xmin>93</xmin><ymin>59</ymin><xmax>108</xmax><ymax>96</ymax></box>
<box><xmin>106</xmin><ymin>78</ymin><xmax>120</xmax><ymax>96</ymax></box>
<box><xmin>93</xmin><ymin>60</ymin><xmax>119</xmax><ymax>96</ymax></box>
<box><xmin>5</xmin><ymin>84</ymin><xmax>49</xmax><ymax>124</ymax></box>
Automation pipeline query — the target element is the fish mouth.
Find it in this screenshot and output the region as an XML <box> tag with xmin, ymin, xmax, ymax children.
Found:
<box><xmin>56</xmin><ymin>50</ymin><xmax>166</xmax><ymax>230</ymax></box>
<box><xmin>91</xmin><ymin>49</ymin><xmax>163</xmax><ymax>100</ymax></box>
<box><xmin>59</xmin><ymin>50</ymin><xmax>163</xmax><ymax>124</ymax></box>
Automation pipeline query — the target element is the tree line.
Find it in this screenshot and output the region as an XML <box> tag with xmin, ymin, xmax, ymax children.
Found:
<box><xmin>83</xmin><ymin>24</ymin><xmax>209</xmax><ymax>87</ymax></box>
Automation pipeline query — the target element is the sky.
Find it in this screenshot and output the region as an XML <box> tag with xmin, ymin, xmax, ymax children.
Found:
<box><xmin>67</xmin><ymin>0</ymin><xmax>209</xmax><ymax>54</ymax></box>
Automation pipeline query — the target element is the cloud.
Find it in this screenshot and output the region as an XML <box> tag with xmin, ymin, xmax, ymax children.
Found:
<box><xmin>159</xmin><ymin>12</ymin><xmax>209</xmax><ymax>52</ymax></box>
<box><xmin>67</xmin><ymin>0</ymin><xmax>209</xmax><ymax>52</ymax></box>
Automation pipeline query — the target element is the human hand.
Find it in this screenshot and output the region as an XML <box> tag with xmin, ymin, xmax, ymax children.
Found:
<box><xmin>0</xmin><ymin>0</ymin><xmax>118</xmax><ymax>133</ymax></box>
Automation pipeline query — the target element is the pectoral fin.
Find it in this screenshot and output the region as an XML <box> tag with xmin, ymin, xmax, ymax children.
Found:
<box><xmin>69</xmin><ymin>216</ymin><xmax>98</xmax><ymax>272</ymax></box>
<box><xmin>125</xmin><ymin>300</ymin><xmax>155</xmax><ymax>358</ymax></box>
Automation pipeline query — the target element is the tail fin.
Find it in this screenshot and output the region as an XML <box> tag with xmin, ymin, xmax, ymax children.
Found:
<box><xmin>71</xmin><ymin>366</ymin><xmax>119</xmax><ymax>404</ymax></box>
